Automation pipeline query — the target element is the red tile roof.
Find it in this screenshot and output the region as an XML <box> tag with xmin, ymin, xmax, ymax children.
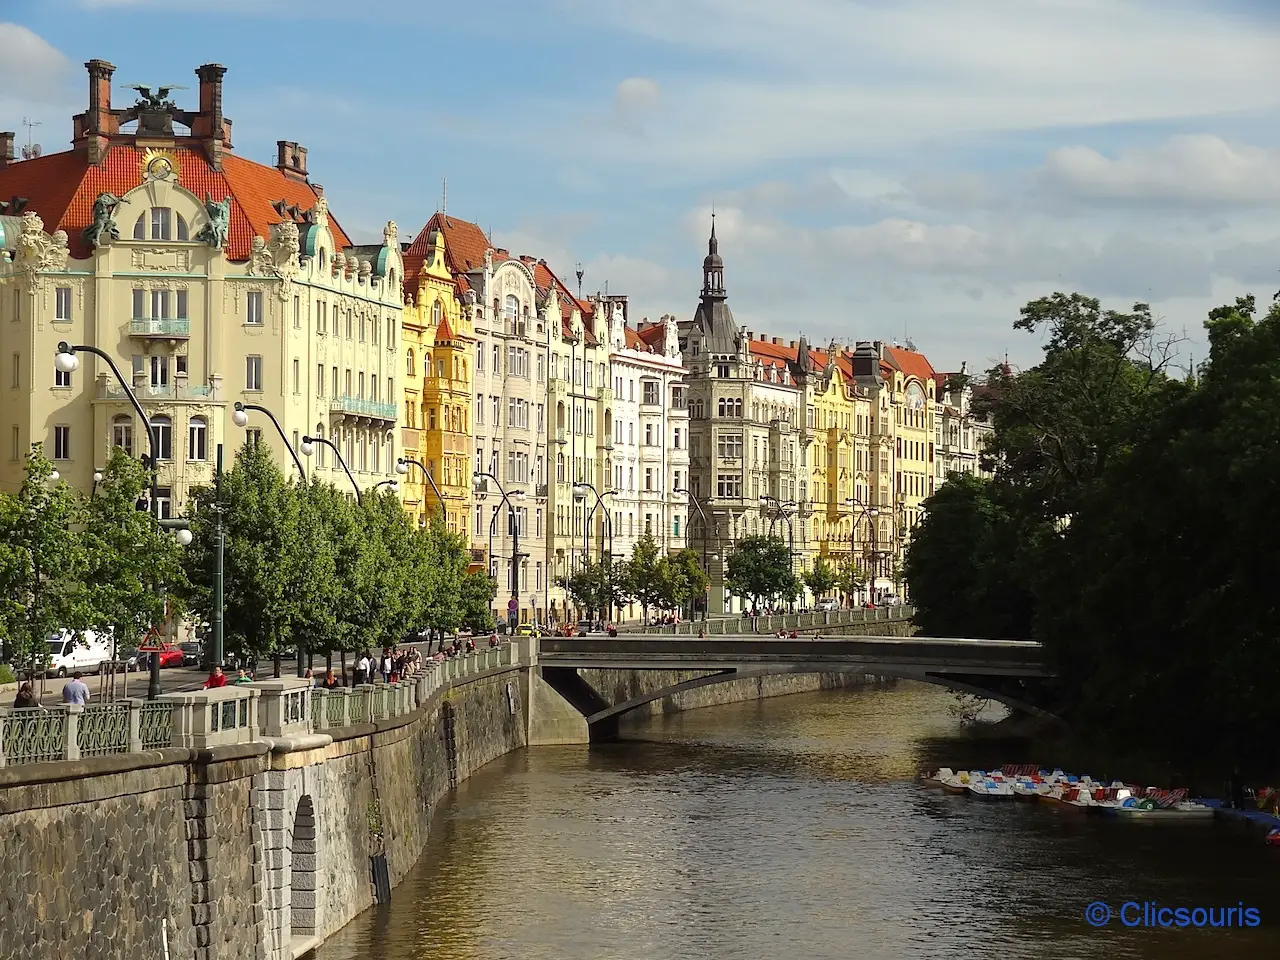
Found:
<box><xmin>884</xmin><ymin>345</ymin><xmax>937</xmax><ymax>385</ymax></box>
<box><xmin>403</xmin><ymin>212</ymin><xmax>500</xmax><ymax>292</ymax></box>
<box><xmin>624</xmin><ymin>327</ymin><xmax>648</xmax><ymax>350</ymax></box>
<box><xmin>636</xmin><ymin>324</ymin><xmax>665</xmax><ymax>349</ymax></box>
<box><xmin>435</xmin><ymin>315</ymin><xmax>455</xmax><ymax>343</ymax></box>
<box><xmin>0</xmin><ymin>140</ymin><xmax>348</xmax><ymax>261</ymax></box>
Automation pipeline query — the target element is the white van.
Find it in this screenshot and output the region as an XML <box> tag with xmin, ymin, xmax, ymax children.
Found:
<box><xmin>45</xmin><ymin>629</ymin><xmax>114</xmax><ymax>678</ymax></box>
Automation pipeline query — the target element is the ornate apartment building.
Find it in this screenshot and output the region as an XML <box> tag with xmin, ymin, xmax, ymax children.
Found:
<box><xmin>605</xmin><ymin>301</ymin><xmax>689</xmax><ymax>563</ymax></box>
<box><xmin>0</xmin><ymin>61</ymin><xmax>403</xmax><ymax>506</ymax></box>
<box><xmin>934</xmin><ymin>361</ymin><xmax>994</xmax><ymax>484</ymax></box>
<box><xmin>679</xmin><ymin>221</ymin><xmax>800</xmax><ymax>614</ymax></box>
<box><xmin>400</xmin><ymin>222</ymin><xmax>474</xmax><ymax>536</ymax></box>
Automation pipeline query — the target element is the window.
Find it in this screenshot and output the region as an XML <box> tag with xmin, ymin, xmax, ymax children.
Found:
<box><xmin>150</xmin><ymin>355</ymin><xmax>169</xmax><ymax>388</ymax></box>
<box><xmin>717</xmin><ymin>434</ymin><xmax>743</xmax><ymax>459</ymax></box>
<box><xmin>358</xmin><ymin>372</ymin><xmax>365</xmax><ymax>399</ymax></box>
<box><xmin>406</xmin><ymin>349</ymin><xmax>415</xmax><ymax>376</ymax></box>
<box><xmin>54</xmin><ymin>287</ymin><xmax>72</xmax><ymax>322</ymax></box>
<box><xmin>10</xmin><ymin>425</ymin><xmax>17</xmax><ymax>460</ymax></box>
<box><xmin>507</xmin><ymin>347</ymin><xmax>529</xmax><ymax>378</ymax></box>
<box><xmin>316</xmin><ymin>364</ymin><xmax>324</xmax><ymax>395</ymax></box>
<box><xmin>10</xmin><ymin>352</ymin><xmax>17</xmax><ymax>388</ymax></box>
<box><xmin>432</xmin><ymin>299</ymin><xmax>443</xmax><ymax>325</ymax></box>
<box><xmin>315</xmin><ymin>425</ymin><xmax>326</xmax><ymax>467</ymax></box>
<box><xmin>155</xmin><ymin>487</ymin><xmax>174</xmax><ymax>520</ymax></box>
<box><xmin>55</xmin><ymin>363</ymin><xmax>71</xmax><ymax>388</ymax></box>
<box><xmin>246</xmin><ymin>291</ymin><xmax>264</xmax><ymax>325</ymax></box>
<box><xmin>674</xmin><ymin>427</ymin><xmax>682</xmax><ymax>450</ymax></box>
<box><xmin>52</xmin><ymin>425</ymin><xmax>70</xmax><ymax>460</ymax></box>
<box><xmin>293</xmin><ymin>295</ymin><xmax>301</xmax><ymax>328</ymax></box>
<box><xmin>475</xmin><ymin>395</ymin><xmax>485</xmax><ymax>425</ymax></box>
<box><xmin>151</xmin><ymin>289</ymin><xmax>170</xmax><ymax>319</ymax></box>
<box><xmin>331</xmin><ymin>367</ymin><xmax>339</xmax><ymax>397</ymax></box>
<box><xmin>644</xmin><ymin>423</ymin><xmax>654</xmax><ymax>446</ymax></box>
<box><xmin>247</xmin><ymin>427</ymin><xmax>263</xmax><ymax>448</ymax></box>
<box><xmin>152</xmin><ymin>208</ymin><xmax>172</xmax><ymax>240</ymax></box>
<box><xmin>317</xmin><ymin>301</ymin><xmax>327</xmax><ymax>335</ymax></box>
<box><xmin>644</xmin><ymin>468</ymin><xmax>653</xmax><ymax>491</ymax></box>
<box><xmin>346</xmin><ymin>312</ymin><xmax>353</xmax><ymax>339</ymax></box>
<box><xmin>537</xmin><ymin>355</ymin><xmax>545</xmax><ymax>382</ymax></box>
<box><xmin>475</xmin><ymin>341</ymin><xmax>485</xmax><ymax>372</ymax></box>
<box><xmin>188</xmin><ymin>416</ymin><xmax>207</xmax><ymax>461</ymax></box>
<box><xmin>504</xmin><ymin>295</ymin><xmax>519</xmax><ymax>332</ymax></box>
<box><xmin>111</xmin><ymin>416</ymin><xmax>133</xmax><ymax>455</ymax></box>
<box><xmin>716</xmin><ymin>474</ymin><xmax>742</xmax><ymax>499</ymax></box>
<box><xmin>359</xmin><ymin>317</ymin><xmax>366</xmax><ymax>343</ymax></box>
<box><xmin>246</xmin><ymin>355</ymin><xmax>263</xmax><ymax>391</ymax></box>
<box><xmin>151</xmin><ymin>416</ymin><xmax>173</xmax><ymax>461</ymax></box>
<box><xmin>437</xmin><ymin>359</ymin><xmax>445</xmax><ymax>378</ymax></box>
<box><xmin>717</xmin><ymin>364</ymin><xmax>730</xmax><ymax>379</ymax></box>
<box><xmin>642</xmin><ymin>380</ymin><xmax>659</xmax><ymax>405</ymax></box>
<box><xmin>717</xmin><ymin>398</ymin><xmax>743</xmax><ymax>418</ymax></box>
<box><xmin>492</xmin><ymin>344</ymin><xmax>500</xmax><ymax>371</ymax></box>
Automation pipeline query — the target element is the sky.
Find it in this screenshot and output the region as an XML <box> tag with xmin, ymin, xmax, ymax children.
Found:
<box><xmin>4</xmin><ymin>0</ymin><xmax>1280</xmax><ymax>374</ymax></box>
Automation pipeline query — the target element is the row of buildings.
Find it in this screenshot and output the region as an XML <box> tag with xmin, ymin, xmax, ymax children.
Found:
<box><xmin>0</xmin><ymin>61</ymin><xmax>993</xmax><ymax>620</ymax></box>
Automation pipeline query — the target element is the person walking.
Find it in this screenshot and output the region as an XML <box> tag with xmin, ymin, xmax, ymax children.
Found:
<box><xmin>61</xmin><ymin>671</ymin><xmax>91</xmax><ymax>705</ymax></box>
<box><xmin>355</xmin><ymin>652</ymin><xmax>370</xmax><ymax>686</ymax></box>
<box><xmin>380</xmin><ymin>650</ymin><xmax>393</xmax><ymax>683</ymax></box>
<box><xmin>202</xmin><ymin>666</ymin><xmax>228</xmax><ymax>689</ymax></box>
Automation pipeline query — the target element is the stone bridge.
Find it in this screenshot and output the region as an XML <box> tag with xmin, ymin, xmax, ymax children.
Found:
<box><xmin>537</xmin><ymin>634</ymin><xmax>1055</xmax><ymax>738</ymax></box>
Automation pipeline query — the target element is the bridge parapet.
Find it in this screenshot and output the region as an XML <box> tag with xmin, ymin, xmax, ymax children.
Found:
<box><xmin>627</xmin><ymin>605</ymin><xmax>915</xmax><ymax>635</ymax></box>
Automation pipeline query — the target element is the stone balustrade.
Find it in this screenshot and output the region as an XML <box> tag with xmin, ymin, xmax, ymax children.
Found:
<box><xmin>632</xmin><ymin>604</ymin><xmax>916</xmax><ymax>636</ymax></box>
<box><xmin>0</xmin><ymin>640</ymin><xmax>522</xmax><ymax>768</ymax></box>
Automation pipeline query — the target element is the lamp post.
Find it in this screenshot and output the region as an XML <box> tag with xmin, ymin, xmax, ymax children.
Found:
<box><xmin>301</xmin><ymin>434</ymin><xmax>360</xmax><ymax>500</ymax></box>
<box><xmin>845</xmin><ymin>497</ymin><xmax>879</xmax><ymax>603</ymax></box>
<box><xmin>473</xmin><ymin>470</ymin><xmax>526</xmax><ymax>628</ymax></box>
<box><xmin>674</xmin><ymin>486</ymin><xmax>715</xmax><ymax>620</ymax></box>
<box><xmin>56</xmin><ymin>342</ymin><xmax>190</xmax><ymax>700</ymax></box>
<box><xmin>395</xmin><ymin>457</ymin><xmax>445</xmax><ymax>520</ymax></box>
<box><xmin>90</xmin><ymin>469</ymin><xmax>104</xmax><ymax>501</ymax></box>
<box><xmin>758</xmin><ymin>495</ymin><xmax>797</xmax><ymax>611</ymax></box>
<box><xmin>372</xmin><ymin>479</ymin><xmax>399</xmax><ymax>494</ymax></box>
<box><xmin>573</xmin><ymin>482</ymin><xmax>615</xmax><ymax>622</ymax></box>
<box><xmin>232</xmin><ymin>401</ymin><xmax>306</xmax><ymax>479</ymax></box>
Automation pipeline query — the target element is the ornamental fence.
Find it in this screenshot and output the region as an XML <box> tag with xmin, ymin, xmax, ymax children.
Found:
<box><xmin>0</xmin><ymin>640</ymin><xmax>523</xmax><ymax>768</ymax></box>
<box><xmin>633</xmin><ymin>604</ymin><xmax>916</xmax><ymax>636</ymax></box>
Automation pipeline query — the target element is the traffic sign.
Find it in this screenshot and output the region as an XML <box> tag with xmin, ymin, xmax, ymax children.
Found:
<box><xmin>137</xmin><ymin>628</ymin><xmax>166</xmax><ymax>653</ymax></box>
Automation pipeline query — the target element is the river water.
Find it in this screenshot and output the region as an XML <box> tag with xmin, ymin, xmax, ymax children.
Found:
<box><xmin>316</xmin><ymin>682</ymin><xmax>1279</xmax><ymax>960</ymax></box>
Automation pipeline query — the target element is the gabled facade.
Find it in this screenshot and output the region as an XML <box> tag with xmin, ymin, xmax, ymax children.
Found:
<box><xmin>678</xmin><ymin>221</ymin><xmax>800</xmax><ymax>614</ymax></box>
<box><xmin>607</xmin><ymin>303</ymin><xmax>689</xmax><ymax>567</ymax></box>
<box><xmin>400</xmin><ymin>224</ymin><xmax>473</xmax><ymax>536</ymax></box>
<box><xmin>933</xmin><ymin>362</ymin><xmax>994</xmax><ymax>484</ymax></box>
<box><xmin>0</xmin><ymin>60</ymin><xmax>402</xmax><ymax>505</ymax></box>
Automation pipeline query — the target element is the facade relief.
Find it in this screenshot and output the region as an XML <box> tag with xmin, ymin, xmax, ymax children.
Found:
<box><xmin>15</xmin><ymin>213</ymin><xmax>70</xmax><ymax>283</ymax></box>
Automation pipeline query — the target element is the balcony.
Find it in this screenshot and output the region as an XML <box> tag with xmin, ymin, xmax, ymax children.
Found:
<box><xmin>129</xmin><ymin>317</ymin><xmax>190</xmax><ymax>339</ymax></box>
<box><xmin>330</xmin><ymin>396</ymin><xmax>398</xmax><ymax>423</ymax></box>
<box><xmin>554</xmin><ymin>427</ymin><xmax>568</xmax><ymax>444</ymax></box>
<box><xmin>96</xmin><ymin>380</ymin><xmax>213</xmax><ymax>402</ymax></box>
<box><xmin>535</xmin><ymin>483</ymin><xmax>549</xmax><ymax>499</ymax></box>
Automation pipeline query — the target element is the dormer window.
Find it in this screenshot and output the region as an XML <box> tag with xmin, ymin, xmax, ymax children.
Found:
<box><xmin>132</xmin><ymin>208</ymin><xmax>189</xmax><ymax>241</ymax></box>
<box><xmin>432</xmin><ymin>299</ymin><xmax>442</xmax><ymax>325</ymax></box>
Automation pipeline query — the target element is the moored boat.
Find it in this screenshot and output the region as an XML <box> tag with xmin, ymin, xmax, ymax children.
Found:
<box><xmin>940</xmin><ymin>769</ymin><xmax>974</xmax><ymax>794</ymax></box>
<box><xmin>921</xmin><ymin>767</ymin><xmax>953</xmax><ymax>789</ymax></box>
<box><xmin>1113</xmin><ymin>788</ymin><xmax>1214</xmax><ymax>821</ymax></box>
<box><xmin>968</xmin><ymin>773</ymin><xmax>1015</xmax><ymax>800</ymax></box>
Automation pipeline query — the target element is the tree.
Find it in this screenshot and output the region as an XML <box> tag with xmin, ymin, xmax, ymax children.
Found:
<box><xmin>802</xmin><ymin>556</ymin><xmax>838</xmax><ymax>600</ymax></box>
<box><xmin>0</xmin><ymin>447</ymin><xmax>92</xmax><ymax>674</ymax></box>
<box><xmin>667</xmin><ymin>549</ymin><xmax>709</xmax><ymax>617</ymax></box>
<box><xmin>182</xmin><ymin>441</ymin><xmax>295</xmax><ymax>665</ymax></box>
<box><xmin>835</xmin><ymin>555</ymin><xmax>868</xmax><ymax>604</ymax></box>
<box><xmin>459</xmin><ymin>569</ymin><xmax>497</xmax><ymax>633</ymax></box>
<box><xmin>557</xmin><ymin>556</ymin><xmax>614</xmax><ymax>620</ymax></box>
<box><xmin>82</xmin><ymin>448</ymin><xmax>187</xmax><ymax>657</ymax></box>
<box><xmin>725</xmin><ymin>535</ymin><xmax>800</xmax><ymax>609</ymax></box>
<box><xmin>903</xmin><ymin>473</ymin><xmax>1040</xmax><ymax>640</ymax></box>
<box><xmin>419</xmin><ymin>519</ymin><xmax>469</xmax><ymax>637</ymax></box>
<box><xmin>622</xmin><ymin>533</ymin><xmax>674</xmax><ymax>622</ymax></box>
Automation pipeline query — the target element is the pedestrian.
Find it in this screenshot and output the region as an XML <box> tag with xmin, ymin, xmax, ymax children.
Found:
<box><xmin>303</xmin><ymin>667</ymin><xmax>313</xmax><ymax>680</ymax></box>
<box><xmin>202</xmin><ymin>666</ymin><xmax>227</xmax><ymax>689</ymax></box>
<box><xmin>355</xmin><ymin>652</ymin><xmax>370</xmax><ymax>686</ymax></box>
<box><xmin>233</xmin><ymin>669</ymin><xmax>253</xmax><ymax>685</ymax></box>
<box><xmin>12</xmin><ymin>680</ymin><xmax>38</xmax><ymax>709</ymax></box>
<box><xmin>61</xmin><ymin>671</ymin><xmax>91</xmax><ymax>705</ymax></box>
<box><xmin>381</xmin><ymin>650</ymin><xmax>393</xmax><ymax>683</ymax></box>
<box><xmin>321</xmin><ymin>669</ymin><xmax>339</xmax><ymax>690</ymax></box>
<box><xmin>488</xmin><ymin>632</ymin><xmax>499</xmax><ymax>648</ymax></box>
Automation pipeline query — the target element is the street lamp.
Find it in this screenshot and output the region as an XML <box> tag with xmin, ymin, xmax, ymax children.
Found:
<box><xmin>49</xmin><ymin>470</ymin><xmax>60</xmax><ymax>482</ymax></box>
<box><xmin>758</xmin><ymin>495</ymin><xmax>797</xmax><ymax>611</ymax></box>
<box><xmin>474</xmin><ymin>470</ymin><xmax>526</xmax><ymax>627</ymax></box>
<box><xmin>372</xmin><ymin>479</ymin><xmax>399</xmax><ymax>494</ymax></box>
<box><xmin>232</xmin><ymin>401</ymin><xmax>306</xmax><ymax>478</ymax></box>
<box><xmin>674</xmin><ymin>486</ymin><xmax>715</xmax><ymax>621</ymax></box>
<box><xmin>56</xmin><ymin>341</ymin><xmax>179</xmax><ymax>699</ymax></box>
<box><xmin>845</xmin><ymin>497</ymin><xmax>879</xmax><ymax>603</ymax></box>
<box><xmin>395</xmin><ymin>457</ymin><xmax>446</xmax><ymax>520</ymax></box>
<box><xmin>301</xmin><ymin>434</ymin><xmax>360</xmax><ymax>500</ymax></box>
<box><xmin>573</xmin><ymin>482</ymin><xmax>615</xmax><ymax>622</ymax></box>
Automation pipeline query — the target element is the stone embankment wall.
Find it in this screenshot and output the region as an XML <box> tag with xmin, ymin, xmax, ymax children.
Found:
<box><xmin>0</xmin><ymin>668</ymin><xmax>526</xmax><ymax>960</ymax></box>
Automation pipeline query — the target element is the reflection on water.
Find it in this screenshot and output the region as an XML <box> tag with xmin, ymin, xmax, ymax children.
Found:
<box><xmin>317</xmin><ymin>682</ymin><xmax>1280</xmax><ymax>960</ymax></box>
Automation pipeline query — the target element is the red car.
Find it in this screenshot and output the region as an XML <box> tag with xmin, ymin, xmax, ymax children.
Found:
<box><xmin>144</xmin><ymin>643</ymin><xmax>185</xmax><ymax>669</ymax></box>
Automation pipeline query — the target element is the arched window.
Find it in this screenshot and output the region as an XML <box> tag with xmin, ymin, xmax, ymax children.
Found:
<box><xmin>503</xmin><ymin>295</ymin><xmax>519</xmax><ymax>331</ymax></box>
<box><xmin>314</xmin><ymin>424</ymin><xmax>326</xmax><ymax>467</ymax></box>
<box><xmin>432</xmin><ymin>299</ymin><xmax>442</xmax><ymax>325</ymax></box>
<box><xmin>556</xmin><ymin>453</ymin><xmax>565</xmax><ymax>483</ymax></box>
<box><xmin>150</xmin><ymin>415</ymin><xmax>173</xmax><ymax>460</ymax></box>
<box><xmin>111</xmin><ymin>415</ymin><xmax>133</xmax><ymax>456</ymax></box>
<box><xmin>318</xmin><ymin>248</ymin><xmax>327</xmax><ymax>272</ymax></box>
<box><xmin>406</xmin><ymin>349</ymin><xmax>415</xmax><ymax>376</ymax></box>
<box><xmin>176</xmin><ymin>214</ymin><xmax>189</xmax><ymax>241</ymax></box>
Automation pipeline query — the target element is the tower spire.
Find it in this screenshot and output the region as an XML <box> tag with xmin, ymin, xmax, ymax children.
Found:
<box><xmin>701</xmin><ymin>211</ymin><xmax>724</xmax><ymax>299</ymax></box>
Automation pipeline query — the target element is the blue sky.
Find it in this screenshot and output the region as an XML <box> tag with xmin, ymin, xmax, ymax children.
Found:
<box><xmin>5</xmin><ymin>0</ymin><xmax>1280</xmax><ymax>373</ymax></box>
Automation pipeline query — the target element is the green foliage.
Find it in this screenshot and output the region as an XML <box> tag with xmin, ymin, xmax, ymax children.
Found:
<box><xmin>908</xmin><ymin>286</ymin><xmax>1280</xmax><ymax>767</ymax></box>
<box><xmin>726</xmin><ymin>534</ymin><xmax>801</xmax><ymax>608</ymax></box>
<box><xmin>667</xmin><ymin>549</ymin><xmax>710</xmax><ymax>615</ymax></box>
<box><xmin>181</xmin><ymin>444</ymin><xmax>473</xmax><ymax>663</ymax></box>
<box><xmin>802</xmin><ymin>556</ymin><xmax>838</xmax><ymax>599</ymax></box>
<box><xmin>0</xmin><ymin>447</ymin><xmax>93</xmax><ymax>671</ymax></box>
<box><xmin>557</xmin><ymin>555</ymin><xmax>622</xmax><ymax>619</ymax></box>
<box><xmin>0</xmin><ymin>664</ymin><xmax>15</xmax><ymax>684</ymax></box>
<box><xmin>459</xmin><ymin>570</ymin><xmax>497</xmax><ymax>632</ymax></box>
<box><xmin>834</xmin><ymin>555</ymin><xmax>868</xmax><ymax>601</ymax></box>
<box><xmin>621</xmin><ymin>533</ymin><xmax>672</xmax><ymax>619</ymax></box>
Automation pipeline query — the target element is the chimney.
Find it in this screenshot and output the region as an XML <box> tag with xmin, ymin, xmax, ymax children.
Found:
<box><xmin>276</xmin><ymin>141</ymin><xmax>308</xmax><ymax>179</ymax></box>
<box><xmin>194</xmin><ymin>63</ymin><xmax>229</xmax><ymax>170</ymax></box>
<box><xmin>771</xmin><ymin>337</ymin><xmax>780</xmax><ymax>345</ymax></box>
<box><xmin>0</xmin><ymin>132</ymin><xmax>13</xmax><ymax>170</ymax></box>
<box><xmin>75</xmin><ymin>59</ymin><xmax>117</xmax><ymax>165</ymax></box>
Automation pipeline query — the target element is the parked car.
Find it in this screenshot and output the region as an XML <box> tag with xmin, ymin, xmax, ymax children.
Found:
<box><xmin>45</xmin><ymin>629</ymin><xmax>113</xmax><ymax>678</ymax></box>
<box><xmin>116</xmin><ymin>646</ymin><xmax>144</xmax><ymax>672</ymax></box>
<box><xmin>141</xmin><ymin>643</ymin><xmax>185</xmax><ymax>669</ymax></box>
<box><xmin>179</xmin><ymin>641</ymin><xmax>202</xmax><ymax>666</ymax></box>
<box><xmin>515</xmin><ymin>623</ymin><xmax>536</xmax><ymax>637</ymax></box>
<box><xmin>816</xmin><ymin>598</ymin><xmax>839</xmax><ymax>612</ymax></box>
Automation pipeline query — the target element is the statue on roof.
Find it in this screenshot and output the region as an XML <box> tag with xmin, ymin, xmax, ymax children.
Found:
<box><xmin>195</xmin><ymin>193</ymin><xmax>231</xmax><ymax>249</ymax></box>
<box><xmin>81</xmin><ymin>193</ymin><xmax>122</xmax><ymax>250</ymax></box>
<box><xmin>126</xmin><ymin>84</ymin><xmax>185</xmax><ymax>112</ymax></box>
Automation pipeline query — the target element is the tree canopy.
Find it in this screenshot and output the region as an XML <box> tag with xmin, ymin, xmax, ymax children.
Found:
<box><xmin>726</xmin><ymin>535</ymin><xmax>801</xmax><ymax>609</ymax></box>
<box><xmin>906</xmin><ymin>287</ymin><xmax>1280</xmax><ymax>767</ymax></box>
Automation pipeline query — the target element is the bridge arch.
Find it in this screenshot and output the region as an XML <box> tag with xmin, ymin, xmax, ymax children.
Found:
<box><xmin>581</xmin><ymin>666</ymin><xmax>1062</xmax><ymax>731</ymax></box>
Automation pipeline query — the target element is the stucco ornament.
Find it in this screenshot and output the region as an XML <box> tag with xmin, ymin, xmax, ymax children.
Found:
<box><xmin>610</xmin><ymin>301</ymin><xmax>625</xmax><ymax>351</ymax></box>
<box><xmin>483</xmin><ymin>247</ymin><xmax>493</xmax><ymax>273</ymax></box>
<box><xmin>246</xmin><ymin>236</ymin><xmax>273</xmax><ymax>276</ymax></box>
<box><xmin>81</xmin><ymin>193</ymin><xmax>122</xmax><ymax>249</ymax></box>
<box><xmin>15</xmin><ymin>213</ymin><xmax>70</xmax><ymax>280</ymax></box>
<box><xmin>358</xmin><ymin>258</ymin><xmax>372</xmax><ymax>281</ymax></box>
<box><xmin>662</xmin><ymin>313</ymin><xmax>680</xmax><ymax>358</ymax></box>
<box><xmin>383</xmin><ymin>220</ymin><xmax>398</xmax><ymax>249</ymax></box>
<box><xmin>311</xmin><ymin>196</ymin><xmax>329</xmax><ymax>229</ymax></box>
<box><xmin>261</xmin><ymin>220</ymin><xmax>302</xmax><ymax>299</ymax></box>
<box><xmin>195</xmin><ymin>194</ymin><xmax>231</xmax><ymax>248</ymax></box>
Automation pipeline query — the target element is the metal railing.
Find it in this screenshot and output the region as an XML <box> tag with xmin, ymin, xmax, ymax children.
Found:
<box><xmin>634</xmin><ymin>605</ymin><xmax>916</xmax><ymax>636</ymax></box>
<box><xmin>330</xmin><ymin>396</ymin><xmax>398</xmax><ymax>421</ymax></box>
<box><xmin>0</xmin><ymin>640</ymin><xmax>526</xmax><ymax>768</ymax></box>
<box><xmin>98</xmin><ymin>381</ymin><xmax>213</xmax><ymax>401</ymax></box>
<box><xmin>129</xmin><ymin>317</ymin><xmax>191</xmax><ymax>337</ymax></box>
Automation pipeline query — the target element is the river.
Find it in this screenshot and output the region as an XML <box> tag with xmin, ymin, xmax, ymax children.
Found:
<box><xmin>316</xmin><ymin>682</ymin><xmax>1279</xmax><ymax>959</ymax></box>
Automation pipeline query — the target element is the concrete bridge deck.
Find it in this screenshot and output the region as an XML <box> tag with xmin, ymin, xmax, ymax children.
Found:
<box><xmin>539</xmin><ymin>634</ymin><xmax>1050</xmax><ymax>678</ymax></box>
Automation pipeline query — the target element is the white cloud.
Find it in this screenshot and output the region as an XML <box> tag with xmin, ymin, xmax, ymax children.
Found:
<box><xmin>1037</xmin><ymin>136</ymin><xmax>1280</xmax><ymax>206</ymax></box>
<box><xmin>613</xmin><ymin>78</ymin><xmax>660</xmax><ymax>114</ymax></box>
<box><xmin>0</xmin><ymin>23</ymin><xmax>72</xmax><ymax>102</ymax></box>
<box><xmin>548</xmin><ymin>0</ymin><xmax>1280</xmax><ymax>173</ymax></box>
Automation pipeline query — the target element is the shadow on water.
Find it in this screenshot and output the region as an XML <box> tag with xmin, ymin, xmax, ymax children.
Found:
<box><xmin>316</xmin><ymin>682</ymin><xmax>1280</xmax><ymax>960</ymax></box>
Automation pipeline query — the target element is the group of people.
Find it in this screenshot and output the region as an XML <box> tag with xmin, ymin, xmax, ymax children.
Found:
<box><xmin>354</xmin><ymin>647</ymin><xmax>422</xmax><ymax>686</ymax></box>
<box><xmin>10</xmin><ymin>673</ymin><xmax>92</xmax><ymax>709</ymax></box>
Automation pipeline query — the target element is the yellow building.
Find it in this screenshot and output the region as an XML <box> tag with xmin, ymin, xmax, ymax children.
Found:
<box><xmin>400</xmin><ymin>221</ymin><xmax>473</xmax><ymax>536</ymax></box>
<box><xmin>0</xmin><ymin>60</ymin><xmax>403</xmax><ymax>504</ymax></box>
